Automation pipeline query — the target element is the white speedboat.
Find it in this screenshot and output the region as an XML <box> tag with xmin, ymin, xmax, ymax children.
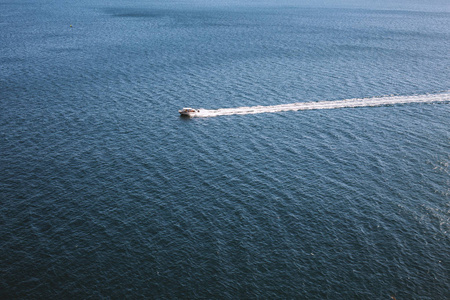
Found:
<box><xmin>179</xmin><ymin>107</ymin><xmax>200</xmax><ymax>117</ymax></box>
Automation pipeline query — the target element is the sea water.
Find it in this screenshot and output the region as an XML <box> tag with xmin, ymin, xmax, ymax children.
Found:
<box><xmin>1</xmin><ymin>0</ymin><xmax>449</xmax><ymax>298</ymax></box>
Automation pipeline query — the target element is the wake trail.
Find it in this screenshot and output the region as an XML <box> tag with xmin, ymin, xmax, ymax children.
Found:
<box><xmin>196</xmin><ymin>92</ymin><xmax>450</xmax><ymax>118</ymax></box>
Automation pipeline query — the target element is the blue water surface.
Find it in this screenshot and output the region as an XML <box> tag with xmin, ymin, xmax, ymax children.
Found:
<box><xmin>1</xmin><ymin>0</ymin><xmax>449</xmax><ymax>298</ymax></box>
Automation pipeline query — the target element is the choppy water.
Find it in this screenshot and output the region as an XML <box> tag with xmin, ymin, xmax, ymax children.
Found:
<box><xmin>1</xmin><ymin>0</ymin><xmax>449</xmax><ymax>298</ymax></box>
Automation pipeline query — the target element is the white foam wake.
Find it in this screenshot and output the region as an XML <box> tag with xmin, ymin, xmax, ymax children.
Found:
<box><xmin>195</xmin><ymin>92</ymin><xmax>450</xmax><ymax>118</ymax></box>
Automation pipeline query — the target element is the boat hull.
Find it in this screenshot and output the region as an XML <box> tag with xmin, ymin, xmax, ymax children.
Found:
<box><xmin>179</xmin><ymin>112</ymin><xmax>197</xmax><ymax>117</ymax></box>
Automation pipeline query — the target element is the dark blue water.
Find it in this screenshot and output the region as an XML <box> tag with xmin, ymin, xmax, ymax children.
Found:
<box><xmin>1</xmin><ymin>1</ymin><xmax>449</xmax><ymax>298</ymax></box>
